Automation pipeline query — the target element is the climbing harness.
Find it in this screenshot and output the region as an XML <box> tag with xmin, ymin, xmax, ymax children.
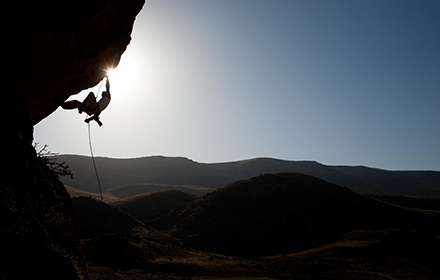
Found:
<box><xmin>85</xmin><ymin>115</ymin><xmax>103</xmax><ymax>126</ymax></box>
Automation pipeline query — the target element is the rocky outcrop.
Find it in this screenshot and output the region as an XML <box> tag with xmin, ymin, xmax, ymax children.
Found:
<box><xmin>21</xmin><ymin>0</ymin><xmax>145</xmax><ymax>125</ymax></box>
<box><xmin>2</xmin><ymin>0</ymin><xmax>144</xmax><ymax>278</ymax></box>
<box><xmin>1</xmin><ymin>155</ymin><xmax>86</xmax><ymax>279</ymax></box>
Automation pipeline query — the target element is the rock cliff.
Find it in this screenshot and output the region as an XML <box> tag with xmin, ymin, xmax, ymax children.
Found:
<box><xmin>2</xmin><ymin>0</ymin><xmax>144</xmax><ymax>279</ymax></box>
<box><xmin>21</xmin><ymin>0</ymin><xmax>145</xmax><ymax>125</ymax></box>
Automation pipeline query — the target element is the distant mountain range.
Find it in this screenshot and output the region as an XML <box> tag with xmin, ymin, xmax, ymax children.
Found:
<box><xmin>56</xmin><ymin>155</ymin><xmax>440</xmax><ymax>196</ymax></box>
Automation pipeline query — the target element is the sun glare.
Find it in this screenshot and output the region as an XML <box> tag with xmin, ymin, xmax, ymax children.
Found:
<box><xmin>104</xmin><ymin>54</ymin><xmax>141</xmax><ymax>92</ymax></box>
<box><xmin>96</xmin><ymin>52</ymin><xmax>149</xmax><ymax>119</ymax></box>
<box><xmin>106</xmin><ymin>67</ymin><xmax>125</xmax><ymax>83</ymax></box>
<box><xmin>106</xmin><ymin>68</ymin><xmax>115</xmax><ymax>78</ymax></box>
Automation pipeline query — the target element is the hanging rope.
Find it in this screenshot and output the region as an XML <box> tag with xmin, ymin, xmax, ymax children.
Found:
<box><xmin>88</xmin><ymin>121</ymin><xmax>110</xmax><ymax>233</ymax></box>
<box><xmin>95</xmin><ymin>77</ymin><xmax>106</xmax><ymax>98</ymax></box>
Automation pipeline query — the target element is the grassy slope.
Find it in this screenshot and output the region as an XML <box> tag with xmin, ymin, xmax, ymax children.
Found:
<box><xmin>85</xmin><ymin>228</ymin><xmax>440</xmax><ymax>280</ymax></box>
<box><xmin>110</xmin><ymin>190</ymin><xmax>197</xmax><ymax>222</ymax></box>
<box><xmin>71</xmin><ymin>172</ymin><xmax>440</xmax><ymax>279</ymax></box>
<box><xmin>156</xmin><ymin>173</ymin><xmax>440</xmax><ymax>258</ymax></box>
<box><xmin>108</xmin><ymin>183</ymin><xmax>211</xmax><ymax>197</ymax></box>
<box><xmin>363</xmin><ymin>193</ymin><xmax>440</xmax><ymax>211</ymax></box>
<box><xmin>65</xmin><ymin>184</ymin><xmax>118</xmax><ymax>202</ymax></box>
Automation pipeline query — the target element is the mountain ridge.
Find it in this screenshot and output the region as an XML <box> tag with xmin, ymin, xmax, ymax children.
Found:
<box><xmin>57</xmin><ymin>154</ymin><xmax>440</xmax><ymax>196</ymax></box>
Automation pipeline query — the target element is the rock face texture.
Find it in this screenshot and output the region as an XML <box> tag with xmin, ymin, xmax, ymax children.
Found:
<box><xmin>2</xmin><ymin>0</ymin><xmax>144</xmax><ymax>279</ymax></box>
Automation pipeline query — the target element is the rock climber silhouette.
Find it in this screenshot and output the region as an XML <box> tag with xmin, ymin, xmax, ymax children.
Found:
<box><xmin>61</xmin><ymin>76</ymin><xmax>111</xmax><ymax>126</ymax></box>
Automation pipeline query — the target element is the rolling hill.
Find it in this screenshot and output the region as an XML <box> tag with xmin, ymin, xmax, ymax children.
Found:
<box><xmin>208</xmin><ymin>158</ymin><xmax>440</xmax><ymax>195</ymax></box>
<box><xmin>155</xmin><ymin>172</ymin><xmax>440</xmax><ymax>258</ymax></box>
<box><xmin>65</xmin><ymin>185</ymin><xmax>118</xmax><ymax>202</ymax></box>
<box><xmin>363</xmin><ymin>194</ymin><xmax>440</xmax><ymax>211</ymax></box>
<box><xmin>108</xmin><ymin>183</ymin><xmax>210</xmax><ymax>197</ymax></box>
<box><xmin>110</xmin><ymin>190</ymin><xmax>197</xmax><ymax>223</ymax></box>
<box><xmin>262</xmin><ymin>228</ymin><xmax>440</xmax><ymax>279</ymax></box>
<box><xmin>70</xmin><ymin>172</ymin><xmax>440</xmax><ymax>279</ymax></box>
<box><xmin>56</xmin><ymin>155</ymin><xmax>440</xmax><ymax>196</ymax></box>
<box><xmin>71</xmin><ymin>196</ymin><xmax>146</xmax><ymax>239</ymax></box>
<box><xmin>57</xmin><ymin>155</ymin><xmax>229</xmax><ymax>194</ymax></box>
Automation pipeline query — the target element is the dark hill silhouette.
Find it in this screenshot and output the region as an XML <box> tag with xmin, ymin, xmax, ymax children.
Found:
<box><xmin>263</xmin><ymin>229</ymin><xmax>440</xmax><ymax>279</ymax></box>
<box><xmin>155</xmin><ymin>172</ymin><xmax>440</xmax><ymax>258</ymax></box>
<box><xmin>71</xmin><ymin>197</ymin><xmax>191</xmax><ymax>270</ymax></box>
<box><xmin>108</xmin><ymin>183</ymin><xmax>210</xmax><ymax>197</ymax></box>
<box><xmin>364</xmin><ymin>194</ymin><xmax>440</xmax><ymax>211</ymax></box>
<box><xmin>110</xmin><ymin>190</ymin><xmax>197</xmax><ymax>223</ymax></box>
<box><xmin>57</xmin><ymin>155</ymin><xmax>440</xmax><ymax>196</ymax></box>
<box><xmin>69</xmin><ymin>175</ymin><xmax>440</xmax><ymax>279</ymax></box>
<box><xmin>208</xmin><ymin>158</ymin><xmax>440</xmax><ymax>195</ymax></box>
<box><xmin>71</xmin><ymin>197</ymin><xmax>146</xmax><ymax>239</ymax></box>
<box><xmin>58</xmin><ymin>155</ymin><xmax>228</xmax><ymax>194</ymax></box>
<box><xmin>339</xmin><ymin>229</ymin><xmax>440</xmax><ymax>262</ymax></box>
<box><xmin>65</xmin><ymin>185</ymin><xmax>118</xmax><ymax>202</ymax></box>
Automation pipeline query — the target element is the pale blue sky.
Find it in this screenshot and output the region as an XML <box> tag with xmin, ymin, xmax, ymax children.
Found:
<box><xmin>35</xmin><ymin>0</ymin><xmax>440</xmax><ymax>170</ymax></box>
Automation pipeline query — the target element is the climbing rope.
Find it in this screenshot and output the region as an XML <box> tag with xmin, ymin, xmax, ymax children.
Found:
<box><xmin>88</xmin><ymin>123</ymin><xmax>104</xmax><ymax>203</ymax></box>
<box><xmin>95</xmin><ymin>77</ymin><xmax>106</xmax><ymax>99</ymax></box>
<box><xmin>85</xmin><ymin>77</ymin><xmax>106</xmax><ymax>203</ymax></box>
<box><xmin>88</xmin><ymin>120</ymin><xmax>110</xmax><ymax>233</ymax></box>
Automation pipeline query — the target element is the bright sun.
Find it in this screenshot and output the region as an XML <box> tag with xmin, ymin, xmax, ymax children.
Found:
<box><xmin>96</xmin><ymin>52</ymin><xmax>146</xmax><ymax>115</ymax></box>
<box><xmin>106</xmin><ymin>67</ymin><xmax>126</xmax><ymax>84</ymax></box>
<box><xmin>104</xmin><ymin>53</ymin><xmax>141</xmax><ymax>93</ymax></box>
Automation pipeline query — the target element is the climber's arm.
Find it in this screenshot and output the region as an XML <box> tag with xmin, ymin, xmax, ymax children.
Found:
<box><xmin>97</xmin><ymin>91</ymin><xmax>111</xmax><ymax>112</ymax></box>
<box><xmin>105</xmin><ymin>76</ymin><xmax>110</xmax><ymax>93</ymax></box>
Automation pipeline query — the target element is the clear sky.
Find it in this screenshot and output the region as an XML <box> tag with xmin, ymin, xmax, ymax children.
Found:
<box><xmin>35</xmin><ymin>0</ymin><xmax>440</xmax><ymax>171</ymax></box>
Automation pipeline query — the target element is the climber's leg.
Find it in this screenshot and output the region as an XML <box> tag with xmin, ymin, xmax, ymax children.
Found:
<box><xmin>61</xmin><ymin>100</ymin><xmax>82</xmax><ymax>110</ymax></box>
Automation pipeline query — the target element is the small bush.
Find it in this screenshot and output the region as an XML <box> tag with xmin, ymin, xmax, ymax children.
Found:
<box><xmin>34</xmin><ymin>143</ymin><xmax>74</xmax><ymax>179</ymax></box>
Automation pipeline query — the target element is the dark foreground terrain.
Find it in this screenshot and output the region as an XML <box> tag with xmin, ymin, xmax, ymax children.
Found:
<box><xmin>70</xmin><ymin>173</ymin><xmax>440</xmax><ymax>279</ymax></box>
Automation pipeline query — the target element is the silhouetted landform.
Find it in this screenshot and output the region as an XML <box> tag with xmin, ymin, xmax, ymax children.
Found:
<box><xmin>22</xmin><ymin>1</ymin><xmax>145</xmax><ymax>125</ymax></box>
<box><xmin>4</xmin><ymin>0</ymin><xmax>144</xmax><ymax>278</ymax></box>
<box><xmin>58</xmin><ymin>155</ymin><xmax>229</xmax><ymax>193</ymax></box>
<box><xmin>364</xmin><ymin>194</ymin><xmax>440</xmax><ymax>211</ymax></box>
<box><xmin>109</xmin><ymin>183</ymin><xmax>211</xmax><ymax>197</ymax></box>
<box><xmin>155</xmin><ymin>172</ymin><xmax>440</xmax><ymax>258</ymax></box>
<box><xmin>71</xmin><ymin>197</ymin><xmax>146</xmax><ymax>239</ymax></box>
<box><xmin>209</xmin><ymin>158</ymin><xmax>440</xmax><ymax>195</ymax></box>
<box><xmin>58</xmin><ymin>155</ymin><xmax>440</xmax><ymax>196</ymax></box>
<box><xmin>263</xmin><ymin>229</ymin><xmax>440</xmax><ymax>279</ymax></box>
<box><xmin>65</xmin><ymin>185</ymin><xmax>118</xmax><ymax>202</ymax></box>
<box><xmin>72</xmin><ymin>197</ymin><xmax>191</xmax><ymax>270</ymax></box>
<box><xmin>1</xmin><ymin>157</ymin><xmax>86</xmax><ymax>280</ymax></box>
<box><xmin>110</xmin><ymin>190</ymin><xmax>197</xmax><ymax>222</ymax></box>
<box><xmin>71</xmin><ymin>172</ymin><xmax>440</xmax><ymax>279</ymax></box>
<box><xmin>82</xmin><ymin>228</ymin><xmax>440</xmax><ymax>279</ymax></box>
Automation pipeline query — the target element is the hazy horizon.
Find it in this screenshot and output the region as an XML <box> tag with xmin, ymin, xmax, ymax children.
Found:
<box><xmin>35</xmin><ymin>0</ymin><xmax>440</xmax><ymax>171</ymax></box>
<box><xmin>53</xmin><ymin>153</ymin><xmax>440</xmax><ymax>172</ymax></box>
